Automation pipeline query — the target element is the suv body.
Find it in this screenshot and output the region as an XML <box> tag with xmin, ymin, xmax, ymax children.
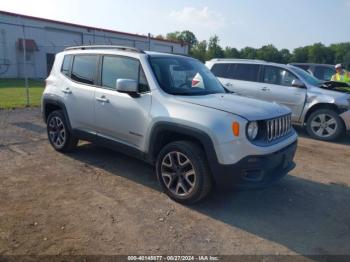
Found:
<box><xmin>42</xmin><ymin>46</ymin><xmax>297</xmax><ymax>204</ymax></box>
<box><xmin>290</xmin><ymin>63</ymin><xmax>336</xmax><ymax>81</ymax></box>
<box><xmin>206</xmin><ymin>59</ymin><xmax>350</xmax><ymax>141</ymax></box>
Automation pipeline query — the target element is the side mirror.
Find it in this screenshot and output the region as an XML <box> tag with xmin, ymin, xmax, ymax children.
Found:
<box><xmin>292</xmin><ymin>79</ymin><xmax>305</xmax><ymax>88</ymax></box>
<box><xmin>116</xmin><ymin>79</ymin><xmax>139</xmax><ymax>96</ymax></box>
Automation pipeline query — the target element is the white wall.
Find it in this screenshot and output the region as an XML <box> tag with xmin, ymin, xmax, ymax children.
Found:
<box><xmin>0</xmin><ymin>12</ymin><xmax>188</xmax><ymax>78</ymax></box>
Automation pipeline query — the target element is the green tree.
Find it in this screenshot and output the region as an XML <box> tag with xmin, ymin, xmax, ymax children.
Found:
<box><xmin>240</xmin><ymin>47</ymin><xmax>257</xmax><ymax>59</ymax></box>
<box><xmin>330</xmin><ymin>43</ymin><xmax>350</xmax><ymax>69</ymax></box>
<box><xmin>280</xmin><ymin>49</ymin><xmax>292</xmax><ymax>64</ymax></box>
<box><xmin>292</xmin><ymin>46</ymin><xmax>309</xmax><ymax>62</ymax></box>
<box><xmin>166</xmin><ymin>31</ymin><xmax>181</xmax><ymax>42</ymax></box>
<box><xmin>224</xmin><ymin>47</ymin><xmax>240</xmax><ymax>58</ymax></box>
<box><xmin>256</xmin><ymin>44</ymin><xmax>282</xmax><ymax>62</ymax></box>
<box><xmin>166</xmin><ymin>30</ymin><xmax>198</xmax><ymax>50</ymax></box>
<box><xmin>178</xmin><ymin>30</ymin><xmax>198</xmax><ymax>48</ymax></box>
<box><xmin>207</xmin><ymin>35</ymin><xmax>224</xmax><ymax>60</ymax></box>
<box><xmin>190</xmin><ymin>40</ymin><xmax>208</xmax><ymax>62</ymax></box>
<box><xmin>307</xmin><ymin>43</ymin><xmax>334</xmax><ymax>64</ymax></box>
<box><xmin>343</xmin><ymin>51</ymin><xmax>350</xmax><ymax>69</ymax></box>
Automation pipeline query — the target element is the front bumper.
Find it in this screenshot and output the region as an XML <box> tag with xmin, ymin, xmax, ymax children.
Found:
<box><xmin>211</xmin><ymin>141</ymin><xmax>297</xmax><ymax>189</ymax></box>
<box><xmin>340</xmin><ymin>110</ymin><xmax>350</xmax><ymax>130</ymax></box>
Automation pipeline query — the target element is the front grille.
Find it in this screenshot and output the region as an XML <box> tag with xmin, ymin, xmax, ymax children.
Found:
<box><xmin>266</xmin><ymin>114</ymin><xmax>292</xmax><ymax>142</ymax></box>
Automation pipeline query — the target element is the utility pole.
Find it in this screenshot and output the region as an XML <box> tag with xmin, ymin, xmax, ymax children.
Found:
<box><xmin>148</xmin><ymin>33</ymin><xmax>151</xmax><ymax>51</ymax></box>
<box><xmin>22</xmin><ymin>24</ymin><xmax>29</xmax><ymax>107</ymax></box>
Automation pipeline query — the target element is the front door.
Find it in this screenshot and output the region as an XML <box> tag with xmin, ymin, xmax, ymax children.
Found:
<box><xmin>259</xmin><ymin>65</ymin><xmax>307</xmax><ymax>121</ymax></box>
<box><xmin>94</xmin><ymin>55</ymin><xmax>151</xmax><ymax>150</ymax></box>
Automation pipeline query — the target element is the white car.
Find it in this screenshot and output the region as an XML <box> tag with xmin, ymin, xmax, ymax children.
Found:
<box><xmin>206</xmin><ymin>59</ymin><xmax>350</xmax><ymax>141</ymax></box>
<box><xmin>42</xmin><ymin>46</ymin><xmax>297</xmax><ymax>204</ymax></box>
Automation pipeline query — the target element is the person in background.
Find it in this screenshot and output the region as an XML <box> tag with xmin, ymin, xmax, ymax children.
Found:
<box><xmin>331</xmin><ymin>64</ymin><xmax>350</xmax><ymax>83</ymax></box>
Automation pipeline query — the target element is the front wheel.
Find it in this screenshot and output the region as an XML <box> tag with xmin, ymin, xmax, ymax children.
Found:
<box><xmin>156</xmin><ymin>141</ymin><xmax>212</xmax><ymax>205</ymax></box>
<box><xmin>306</xmin><ymin>109</ymin><xmax>344</xmax><ymax>141</ymax></box>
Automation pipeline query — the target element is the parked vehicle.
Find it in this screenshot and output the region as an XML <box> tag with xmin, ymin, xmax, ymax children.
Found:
<box><xmin>206</xmin><ymin>59</ymin><xmax>350</xmax><ymax>141</ymax></box>
<box><xmin>42</xmin><ymin>46</ymin><xmax>297</xmax><ymax>204</ymax></box>
<box><xmin>290</xmin><ymin>63</ymin><xmax>335</xmax><ymax>81</ymax></box>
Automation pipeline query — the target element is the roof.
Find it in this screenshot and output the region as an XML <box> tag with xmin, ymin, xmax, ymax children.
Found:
<box><xmin>289</xmin><ymin>62</ymin><xmax>334</xmax><ymax>67</ymax></box>
<box><xmin>0</xmin><ymin>10</ymin><xmax>188</xmax><ymax>46</ymax></box>
<box><xmin>208</xmin><ymin>58</ymin><xmax>298</xmax><ymax>69</ymax></box>
<box><xmin>210</xmin><ymin>58</ymin><xmax>266</xmax><ymax>63</ymax></box>
<box><xmin>60</xmin><ymin>47</ymin><xmax>190</xmax><ymax>58</ymax></box>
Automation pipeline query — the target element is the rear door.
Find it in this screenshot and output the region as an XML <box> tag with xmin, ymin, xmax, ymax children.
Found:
<box><xmin>259</xmin><ymin>65</ymin><xmax>307</xmax><ymax>120</ymax></box>
<box><xmin>60</xmin><ymin>54</ymin><xmax>98</xmax><ymax>133</ymax></box>
<box><xmin>211</xmin><ymin>63</ymin><xmax>263</xmax><ymax>99</ymax></box>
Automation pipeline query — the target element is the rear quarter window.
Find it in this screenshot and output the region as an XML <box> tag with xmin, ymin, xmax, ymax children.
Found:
<box><xmin>61</xmin><ymin>55</ymin><xmax>73</xmax><ymax>77</ymax></box>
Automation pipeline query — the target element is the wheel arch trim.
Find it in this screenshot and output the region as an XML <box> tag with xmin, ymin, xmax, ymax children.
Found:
<box><xmin>42</xmin><ymin>95</ymin><xmax>72</xmax><ymax>131</ymax></box>
<box><xmin>147</xmin><ymin>122</ymin><xmax>219</xmax><ymax>174</ymax></box>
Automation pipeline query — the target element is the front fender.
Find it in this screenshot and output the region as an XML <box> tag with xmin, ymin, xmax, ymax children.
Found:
<box><xmin>299</xmin><ymin>92</ymin><xmax>336</xmax><ymax>123</ymax></box>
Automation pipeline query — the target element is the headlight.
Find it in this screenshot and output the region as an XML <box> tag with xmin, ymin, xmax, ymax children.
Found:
<box><xmin>247</xmin><ymin>121</ymin><xmax>259</xmax><ymax>140</ymax></box>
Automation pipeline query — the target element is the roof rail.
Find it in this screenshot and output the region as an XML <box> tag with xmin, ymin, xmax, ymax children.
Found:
<box><xmin>64</xmin><ymin>45</ymin><xmax>145</xmax><ymax>54</ymax></box>
<box><xmin>210</xmin><ymin>58</ymin><xmax>266</xmax><ymax>63</ymax></box>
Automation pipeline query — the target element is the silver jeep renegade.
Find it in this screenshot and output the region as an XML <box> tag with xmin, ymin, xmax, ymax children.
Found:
<box><xmin>42</xmin><ymin>46</ymin><xmax>298</xmax><ymax>204</ymax></box>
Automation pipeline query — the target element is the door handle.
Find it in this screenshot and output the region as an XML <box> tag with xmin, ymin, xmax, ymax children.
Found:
<box><xmin>225</xmin><ymin>82</ymin><xmax>233</xmax><ymax>87</ymax></box>
<box><xmin>261</xmin><ymin>87</ymin><xmax>270</xmax><ymax>91</ymax></box>
<box><xmin>96</xmin><ymin>96</ymin><xmax>109</xmax><ymax>103</ymax></box>
<box><xmin>62</xmin><ymin>88</ymin><xmax>72</xmax><ymax>94</ymax></box>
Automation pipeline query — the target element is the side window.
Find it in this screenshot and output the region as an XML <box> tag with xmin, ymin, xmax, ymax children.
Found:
<box><xmin>61</xmin><ymin>55</ymin><xmax>73</xmax><ymax>77</ymax></box>
<box><xmin>263</xmin><ymin>66</ymin><xmax>298</xmax><ymax>86</ymax></box>
<box><xmin>101</xmin><ymin>56</ymin><xmax>149</xmax><ymax>92</ymax></box>
<box><xmin>314</xmin><ymin>66</ymin><xmax>335</xmax><ymax>81</ymax></box>
<box><xmin>323</xmin><ymin>68</ymin><xmax>335</xmax><ymax>81</ymax></box>
<box><xmin>211</xmin><ymin>64</ymin><xmax>230</xmax><ymax>78</ymax></box>
<box><xmin>71</xmin><ymin>55</ymin><xmax>98</xmax><ymax>85</ymax></box>
<box><xmin>296</xmin><ymin>65</ymin><xmax>310</xmax><ymax>71</ymax></box>
<box><xmin>231</xmin><ymin>64</ymin><xmax>259</xmax><ymax>82</ymax></box>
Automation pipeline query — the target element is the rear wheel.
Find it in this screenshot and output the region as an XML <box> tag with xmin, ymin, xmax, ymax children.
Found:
<box><xmin>306</xmin><ymin>109</ymin><xmax>344</xmax><ymax>141</ymax></box>
<box><xmin>156</xmin><ymin>141</ymin><xmax>212</xmax><ymax>205</ymax></box>
<box><xmin>47</xmin><ymin>110</ymin><xmax>78</xmax><ymax>152</ymax></box>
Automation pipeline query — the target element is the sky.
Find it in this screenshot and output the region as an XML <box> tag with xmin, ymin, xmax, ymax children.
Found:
<box><xmin>1</xmin><ymin>0</ymin><xmax>350</xmax><ymax>50</ymax></box>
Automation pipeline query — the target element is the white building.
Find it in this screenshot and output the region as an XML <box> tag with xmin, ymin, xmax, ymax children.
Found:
<box><xmin>0</xmin><ymin>10</ymin><xmax>188</xmax><ymax>79</ymax></box>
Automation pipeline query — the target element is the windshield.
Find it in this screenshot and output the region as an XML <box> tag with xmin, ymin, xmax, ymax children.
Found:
<box><xmin>290</xmin><ymin>66</ymin><xmax>323</xmax><ymax>86</ymax></box>
<box><xmin>149</xmin><ymin>56</ymin><xmax>226</xmax><ymax>95</ymax></box>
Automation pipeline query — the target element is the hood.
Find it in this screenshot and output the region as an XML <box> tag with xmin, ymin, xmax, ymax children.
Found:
<box><xmin>176</xmin><ymin>93</ymin><xmax>290</xmax><ymax>121</ymax></box>
<box><xmin>320</xmin><ymin>81</ymin><xmax>350</xmax><ymax>94</ymax></box>
<box><xmin>308</xmin><ymin>85</ymin><xmax>350</xmax><ymax>100</ymax></box>
<box><xmin>310</xmin><ymin>86</ymin><xmax>350</xmax><ymax>98</ymax></box>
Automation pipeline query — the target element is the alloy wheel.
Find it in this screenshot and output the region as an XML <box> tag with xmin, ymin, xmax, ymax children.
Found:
<box><xmin>310</xmin><ymin>113</ymin><xmax>337</xmax><ymax>138</ymax></box>
<box><xmin>161</xmin><ymin>151</ymin><xmax>196</xmax><ymax>197</ymax></box>
<box><xmin>48</xmin><ymin>116</ymin><xmax>66</xmax><ymax>148</ymax></box>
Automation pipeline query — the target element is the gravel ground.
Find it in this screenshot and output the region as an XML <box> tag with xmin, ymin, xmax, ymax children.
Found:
<box><xmin>0</xmin><ymin>108</ymin><xmax>349</xmax><ymax>256</ymax></box>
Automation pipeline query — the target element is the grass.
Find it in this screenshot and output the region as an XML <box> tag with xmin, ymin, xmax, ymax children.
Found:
<box><xmin>0</xmin><ymin>78</ymin><xmax>44</xmax><ymax>109</ymax></box>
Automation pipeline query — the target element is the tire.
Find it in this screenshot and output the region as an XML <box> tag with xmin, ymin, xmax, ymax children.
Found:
<box><xmin>306</xmin><ymin>109</ymin><xmax>344</xmax><ymax>141</ymax></box>
<box><xmin>46</xmin><ymin>110</ymin><xmax>78</xmax><ymax>152</ymax></box>
<box><xmin>156</xmin><ymin>141</ymin><xmax>212</xmax><ymax>205</ymax></box>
